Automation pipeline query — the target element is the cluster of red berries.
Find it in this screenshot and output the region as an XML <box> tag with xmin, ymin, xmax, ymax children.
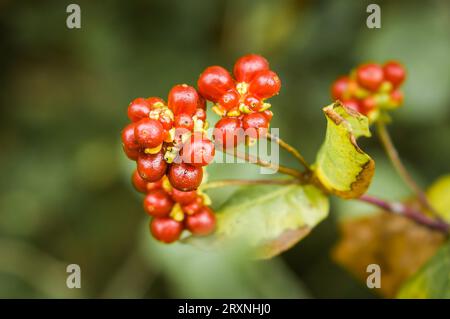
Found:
<box><xmin>331</xmin><ymin>61</ymin><xmax>406</xmax><ymax>118</ymax></box>
<box><xmin>121</xmin><ymin>85</ymin><xmax>216</xmax><ymax>243</ymax></box>
<box><xmin>198</xmin><ymin>54</ymin><xmax>281</xmax><ymax>148</ymax></box>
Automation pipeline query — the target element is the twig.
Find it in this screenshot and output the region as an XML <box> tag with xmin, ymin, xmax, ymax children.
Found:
<box><xmin>376</xmin><ymin>121</ymin><xmax>436</xmax><ymax>215</ymax></box>
<box><xmin>358</xmin><ymin>194</ymin><xmax>449</xmax><ymax>234</ymax></box>
<box><xmin>265</xmin><ymin>132</ymin><xmax>311</xmax><ymax>171</ymax></box>
<box><xmin>223</xmin><ymin>148</ymin><xmax>306</xmax><ymax>181</ymax></box>
<box><xmin>200</xmin><ymin>178</ymin><xmax>297</xmax><ymax>190</ymax></box>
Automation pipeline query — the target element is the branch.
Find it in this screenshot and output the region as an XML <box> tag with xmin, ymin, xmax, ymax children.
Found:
<box><xmin>223</xmin><ymin>148</ymin><xmax>307</xmax><ymax>181</ymax></box>
<box><xmin>265</xmin><ymin>132</ymin><xmax>311</xmax><ymax>171</ymax></box>
<box><xmin>376</xmin><ymin>120</ymin><xmax>437</xmax><ymax>215</ymax></box>
<box><xmin>358</xmin><ymin>194</ymin><xmax>449</xmax><ymax>234</ymax></box>
<box><xmin>200</xmin><ymin>178</ymin><xmax>297</xmax><ymax>190</ymax></box>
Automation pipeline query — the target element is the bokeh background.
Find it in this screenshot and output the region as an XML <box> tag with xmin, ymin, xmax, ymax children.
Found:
<box><xmin>0</xmin><ymin>0</ymin><xmax>449</xmax><ymax>298</ymax></box>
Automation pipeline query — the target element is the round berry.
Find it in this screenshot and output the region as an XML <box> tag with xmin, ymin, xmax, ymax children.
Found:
<box><xmin>218</xmin><ymin>89</ymin><xmax>240</xmax><ymax>110</ymax></box>
<box><xmin>243</xmin><ymin>95</ymin><xmax>263</xmax><ymax>111</ymax></box>
<box><xmin>261</xmin><ymin>109</ymin><xmax>273</xmax><ymax>121</ymax></box>
<box><xmin>171</xmin><ymin>188</ymin><xmax>197</xmax><ymax>205</ymax></box>
<box><xmin>242</xmin><ymin>112</ymin><xmax>269</xmax><ymax>138</ymax></box>
<box><xmin>213</xmin><ymin>117</ymin><xmax>244</xmax><ymax>148</ymax></box>
<box><xmin>143</xmin><ymin>190</ymin><xmax>174</xmax><ymax>217</ymax></box>
<box><xmin>147</xmin><ymin>178</ymin><xmax>163</xmax><ymax>192</ymax></box>
<box><xmin>185</xmin><ymin>207</ymin><xmax>216</xmax><ymax>236</ymax></box>
<box><xmin>356</xmin><ymin>63</ymin><xmax>384</xmax><ymax>91</ymax></box>
<box><xmin>390</xmin><ymin>89</ymin><xmax>404</xmax><ymax>106</ymax></box>
<box><xmin>134</xmin><ymin>118</ymin><xmax>164</xmax><ymax>148</ymax></box>
<box><xmin>123</xmin><ymin>145</ymin><xmax>140</xmax><ymax>161</ymax></box>
<box><xmin>194</xmin><ymin>108</ymin><xmax>206</xmax><ymax>122</ymax></box>
<box><xmin>168</xmin><ymin>163</ymin><xmax>203</xmax><ymax>191</ymax></box>
<box><xmin>150</xmin><ymin>217</ymin><xmax>183</xmax><ymax>243</ymax></box>
<box><xmin>181</xmin><ymin>133</ymin><xmax>215</xmax><ymax>167</ymax></box>
<box><xmin>360</xmin><ymin>97</ymin><xmax>377</xmax><ymax>115</ymax></box>
<box><xmin>233</xmin><ymin>54</ymin><xmax>269</xmax><ymax>83</ymax></box>
<box><xmin>182</xmin><ymin>196</ymin><xmax>203</xmax><ymax>215</ymax></box>
<box><xmin>174</xmin><ymin>113</ymin><xmax>194</xmax><ymax>131</ymax></box>
<box><xmin>132</xmin><ymin>169</ymin><xmax>148</xmax><ymax>193</ymax></box>
<box><xmin>168</xmin><ymin>84</ymin><xmax>199</xmax><ymax>116</ymax></box>
<box><xmin>146</xmin><ymin>97</ymin><xmax>165</xmax><ymax>108</ymax></box>
<box><xmin>198</xmin><ymin>66</ymin><xmax>234</xmax><ymax>102</ymax></box>
<box><xmin>197</xmin><ymin>95</ymin><xmax>206</xmax><ymax>110</ymax></box>
<box><xmin>121</xmin><ymin>123</ymin><xmax>140</xmax><ymax>151</ymax></box>
<box><xmin>137</xmin><ymin>151</ymin><xmax>167</xmax><ymax>182</ymax></box>
<box><xmin>383</xmin><ymin>61</ymin><xmax>406</xmax><ymax>88</ymax></box>
<box><xmin>342</xmin><ymin>99</ymin><xmax>362</xmax><ymax>113</ymax></box>
<box><xmin>248</xmin><ymin>70</ymin><xmax>281</xmax><ymax>99</ymax></box>
<box><xmin>331</xmin><ymin>76</ymin><xmax>350</xmax><ymax>100</ymax></box>
<box><xmin>127</xmin><ymin>98</ymin><xmax>151</xmax><ymax>122</ymax></box>
<box><xmin>158</xmin><ymin>111</ymin><xmax>174</xmax><ymax>131</ymax></box>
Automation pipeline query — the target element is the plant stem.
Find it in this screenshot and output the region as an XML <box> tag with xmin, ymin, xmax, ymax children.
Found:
<box><xmin>223</xmin><ymin>149</ymin><xmax>306</xmax><ymax>181</ymax></box>
<box><xmin>266</xmin><ymin>132</ymin><xmax>311</xmax><ymax>171</ymax></box>
<box><xmin>200</xmin><ymin>178</ymin><xmax>297</xmax><ymax>190</ymax></box>
<box><xmin>376</xmin><ymin>120</ymin><xmax>436</xmax><ymax>214</ymax></box>
<box><xmin>358</xmin><ymin>194</ymin><xmax>449</xmax><ymax>234</ymax></box>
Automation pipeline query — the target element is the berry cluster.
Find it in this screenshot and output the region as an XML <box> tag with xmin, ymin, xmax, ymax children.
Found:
<box><xmin>198</xmin><ymin>54</ymin><xmax>281</xmax><ymax>148</ymax></box>
<box><xmin>132</xmin><ymin>172</ymin><xmax>216</xmax><ymax>243</ymax></box>
<box><xmin>331</xmin><ymin>61</ymin><xmax>406</xmax><ymax>118</ymax></box>
<box><xmin>121</xmin><ymin>85</ymin><xmax>216</xmax><ymax>243</ymax></box>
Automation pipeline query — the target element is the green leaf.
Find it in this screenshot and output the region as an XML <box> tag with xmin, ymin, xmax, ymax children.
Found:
<box><xmin>210</xmin><ymin>183</ymin><xmax>329</xmax><ymax>259</ymax></box>
<box><xmin>397</xmin><ymin>241</ymin><xmax>450</xmax><ymax>298</ymax></box>
<box><xmin>313</xmin><ymin>102</ymin><xmax>375</xmax><ymax>199</ymax></box>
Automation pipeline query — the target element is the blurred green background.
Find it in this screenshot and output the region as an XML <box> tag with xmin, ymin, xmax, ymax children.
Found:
<box><xmin>0</xmin><ymin>0</ymin><xmax>449</xmax><ymax>298</ymax></box>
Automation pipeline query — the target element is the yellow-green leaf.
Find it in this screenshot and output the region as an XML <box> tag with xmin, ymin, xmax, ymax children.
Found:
<box><xmin>313</xmin><ymin>101</ymin><xmax>375</xmax><ymax>199</ymax></box>
<box><xmin>210</xmin><ymin>184</ymin><xmax>329</xmax><ymax>259</ymax></box>
<box><xmin>427</xmin><ymin>174</ymin><xmax>450</xmax><ymax>222</ymax></box>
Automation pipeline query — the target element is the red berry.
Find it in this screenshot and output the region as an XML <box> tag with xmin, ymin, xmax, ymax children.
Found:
<box><xmin>127</xmin><ymin>98</ymin><xmax>151</xmax><ymax>122</ymax></box>
<box><xmin>143</xmin><ymin>189</ymin><xmax>174</xmax><ymax>217</ymax></box>
<box><xmin>147</xmin><ymin>179</ymin><xmax>163</xmax><ymax>192</ymax></box>
<box><xmin>182</xmin><ymin>196</ymin><xmax>203</xmax><ymax>215</ymax></box>
<box><xmin>261</xmin><ymin>109</ymin><xmax>273</xmax><ymax>121</ymax></box>
<box><xmin>390</xmin><ymin>89</ymin><xmax>404</xmax><ymax>106</ymax></box>
<box><xmin>218</xmin><ymin>89</ymin><xmax>240</xmax><ymax>110</ymax></box>
<box><xmin>174</xmin><ymin>113</ymin><xmax>194</xmax><ymax>131</ymax></box>
<box><xmin>123</xmin><ymin>145</ymin><xmax>140</xmax><ymax>161</ymax></box>
<box><xmin>331</xmin><ymin>76</ymin><xmax>350</xmax><ymax>100</ymax></box>
<box><xmin>185</xmin><ymin>207</ymin><xmax>216</xmax><ymax>236</ymax></box>
<box><xmin>168</xmin><ymin>163</ymin><xmax>203</xmax><ymax>191</ymax></box>
<box><xmin>198</xmin><ymin>66</ymin><xmax>234</xmax><ymax>102</ymax></box>
<box><xmin>356</xmin><ymin>63</ymin><xmax>384</xmax><ymax>91</ymax></box>
<box><xmin>134</xmin><ymin>118</ymin><xmax>165</xmax><ymax>148</ymax></box>
<box><xmin>342</xmin><ymin>99</ymin><xmax>362</xmax><ymax>113</ymax></box>
<box><xmin>158</xmin><ymin>112</ymin><xmax>174</xmax><ymax>131</ymax></box>
<box><xmin>242</xmin><ymin>112</ymin><xmax>269</xmax><ymax>138</ymax></box>
<box><xmin>146</xmin><ymin>97</ymin><xmax>165</xmax><ymax>108</ymax></box>
<box><xmin>194</xmin><ymin>108</ymin><xmax>206</xmax><ymax>121</ymax></box>
<box><xmin>213</xmin><ymin>117</ymin><xmax>244</xmax><ymax>148</ymax></box>
<box><xmin>168</xmin><ymin>84</ymin><xmax>199</xmax><ymax>116</ymax></box>
<box><xmin>248</xmin><ymin>70</ymin><xmax>281</xmax><ymax>99</ymax></box>
<box><xmin>150</xmin><ymin>217</ymin><xmax>183</xmax><ymax>243</ymax></box>
<box><xmin>171</xmin><ymin>188</ymin><xmax>197</xmax><ymax>205</ymax></box>
<box><xmin>360</xmin><ymin>97</ymin><xmax>377</xmax><ymax>115</ymax></box>
<box><xmin>181</xmin><ymin>133</ymin><xmax>215</xmax><ymax>167</ymax></box>
<box><xmin>132</xmin><ymin>169</ymin><xmax>148</xmax><ymax>193</ymax></box>
<box><xmin>137</xmin><ymin>151</ymin><xmax>167</xmax><ymax>182</ymax></box>
<box><xmin>121</xmin><ymin>123</ymin><xmax>140</xmax><ymax>151</ymax></box>
<box><xmin>233</xmin><ymin>54</ymin><xmax>269</xmax><ymax>83</ymax></box>
<box><xmin>243</xmin><ymin>95</ymin><xmax>263</xmax><ymax>111</ymax></box>
<box><xmin>383</xmin><ymin>61</ymin><xmax>406</xmax><ymax>88</ymax></box>
<box><xmin>197</xmin><ymin>95</ymin><xmax>206</xmax><ymax>110</ymax></box>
